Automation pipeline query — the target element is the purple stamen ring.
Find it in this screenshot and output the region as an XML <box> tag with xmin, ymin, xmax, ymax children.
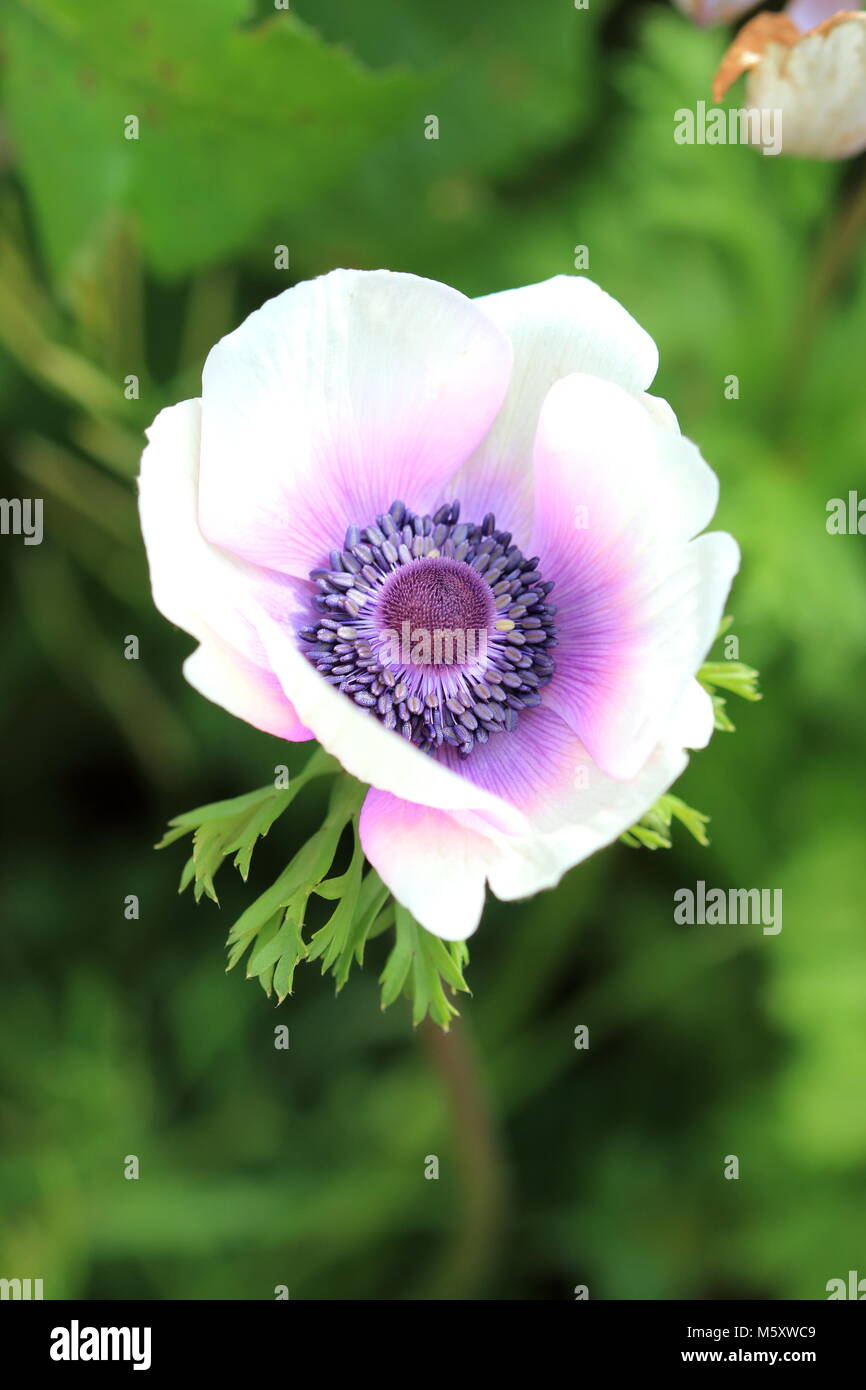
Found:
<box><xmin>298</xmin><ymin>499</ymin><xmax>557</xmax><ymax>758</ymax></box>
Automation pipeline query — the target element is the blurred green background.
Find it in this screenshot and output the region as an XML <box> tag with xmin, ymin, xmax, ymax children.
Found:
<box><xmin>1</xmin><ymin>0</ymin><xmax>865</xmax><ymax>1300</ymax></box>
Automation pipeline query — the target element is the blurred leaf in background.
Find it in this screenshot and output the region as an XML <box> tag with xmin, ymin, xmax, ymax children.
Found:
<box><xmin>3</xmin><ymin>0</ymin><xmax>419</xmax><ymax>278</ymax></box>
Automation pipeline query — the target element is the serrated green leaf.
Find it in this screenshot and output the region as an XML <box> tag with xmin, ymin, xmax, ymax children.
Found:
<box><xmin>307</xmin><ymin>848</ymin><xmax>390</xmax><ymax>991</ymax></box>
<box><xmin>698</xmin><ymin>660</ymin><xmax>762</xmax><ymax>702</ymax></box>
<box><xmin>380</xmin><ymin>906</ymin><xmax>470</xmax><ymax>1029</ymax></box>
<box><xmin>622</xmin><ymin>792</ymin><xmax>710</xmax><ymax>852</ymax></box>
<box><xmin>379</xmin><ymin>917</ymin><xmax>415</xmax><ymax>1011</ymax></box>
<box><xmin>244</xmin><ymin>910</ymin><xmax>284</xmax><ymax>979</ymax></box>
<box><xmin>224</xmin><ymin>775</ymin><xmax>363</xmax><ymax>991</ymax></box>
<box><xmin>711</xmin><ymin>694</ymin><xmax>737</xmax><ymax>733</ymax></box>
<box><xmin>168</xmin><ymin>784</ymin><xmax>291</xmax><ymax>832</ymax></box>
<box><xmin>665</xmin><ymin>794</ymin><xmax>711</xmax><ymax>847</ymax></box>
<box><xmin>191</xmin><ymin>827</ymin><xmax>226</xmax><ymax>903</ymax></box>
<box><xmin>165</xmin><ymin>746</ymin><xmax>336</xmax><ymax>829</ymax></box>
<box><xmin>178</xmin><ymin>856</ymin><xmax>196</xmax><ymax>894</ymax></box>
<box><xmin>161</xmin><ymin>746</ymin><xmax>338</xmax><ymax>896</ymax></box>
<box><xmin>155</xmin><ymin>823</ymin><xmax>193</xmax><ymax>850</ymax></box>
<box><xmin>273</xmin><ymin>936</ymin><xmax>307</xmax><ymax>1003</ymax></box>
<box><xmin>307</xmin><ymin>835</ymin><xmax>365</xmax><ymax>975</ymax></box>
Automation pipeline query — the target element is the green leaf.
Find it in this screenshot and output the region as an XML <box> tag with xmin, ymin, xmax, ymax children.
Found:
<box><xmin>272</xmin><ymin>910</ymin><xmax>309</xmax><ymax>1004</ymax></box>
<box><xmin>161</xmin><ymin>760</ymin><xmax>469</xmax><ymax>1027</ymax></box>
<box><xmin>622</xmin><ymin>793</ymin><xmax>710</xmax><ymax>852</ymax></box>
<box><xmin>157</xmin><ymin>746</ymin><xmax>337</xmax><ymax>898</ymax></box>
<box><xmin>698</xmin><ymin>658</ymin><xmax>762</xmax><ymax>734</ymax></box>
<box><xmin>308</xmin><ymin>855</ymin><xmax>390</xmax><ymax>993</ymax></box>
<box><xmin>698</xmin><ymin>660</ymin><xmax>762</xmax><ymax>702</ymax></box>
<box><xmin>380</xmin><ymin>906</ymin><xmax>470</xmax><ymax>1029</ymax></box>
<box><xmin>3</xmin><ymin>0</ymin><xmax>419</xmax><ymax>279</ymax></box>
<box><xmin>160</xmin><ymin>745</ymin><xmax>336</xmax><ymax>833</ymax></box>
<box><xmin>665</xmin><ymin>795</ymin><xmax>711</xmax><ymax>847</ymax></box>
<box><xmin>306</xmin><ymin>835</ymin><xmax>366</xmax><ymax>973</ymax></box>
<box><xmin>224</xmin><ymin>774</ymin><xmax>364</xmax><ymax>982</ymax></box>
<box><xmin>243</xmin><ymin>909</ymin><xmax>283</xmax><ymax>996</ymax></box>
<box><xmin>710</xmin><ymin>694</ymin><xmax>737</xmax><ymax>734</ymax></box>
<box><xmin>692</xmin><ymin>619</ymin><xmax>762</xmax><ymax>733</ymax></box>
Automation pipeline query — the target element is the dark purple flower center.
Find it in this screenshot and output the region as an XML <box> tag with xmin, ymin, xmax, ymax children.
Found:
<box><xmin>376</xmin><ymin>556</ymin><xmax>495</xmax><ymax>655</ymax></box>
<box><xmin>298</xmin><ymin>499</ymin><xmax>557</xmax><ymax>758</ymax></box>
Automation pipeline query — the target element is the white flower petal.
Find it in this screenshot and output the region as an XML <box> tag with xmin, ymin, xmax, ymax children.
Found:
<box><xmin>670</xmin><ymin>679</ymin><xmax>717</xmax><ymax>751</ymax></box>
<box><xmin>138</xmin><ymin>398</ymin><xmax>310</xmax><ymax>738</ymax></box>
<box><xmin>525</xmin><ymin>372</ymin><xmax>737</xmax><ymax>778</ymax></box>
<box><xmin>444</xmin><ymin>275</ymin><xmax>660</xmax><ymax>547</ymax></box>
<box><xmin>642</xmin><ymin>391</ymin><xmax>681</xmax><ymax>433</ymax></box>
<box><xmin>198</xmin><ymin>269</ymin><xmax>513</xmax><ymax>576</ymax></box>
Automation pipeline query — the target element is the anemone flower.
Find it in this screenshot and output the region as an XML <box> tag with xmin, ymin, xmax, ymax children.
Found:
<box><xmin>713</xmin><ymin>2</ymin><xmax>866</xmax><ymax>158</ymax></box>
<box><xmin>139</xmin><ymin>270</ymin><xmax>738</xmax><ymax>941</ymax></box>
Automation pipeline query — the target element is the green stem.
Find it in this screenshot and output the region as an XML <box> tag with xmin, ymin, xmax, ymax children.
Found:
<box><xmin>420</xmin><ymin>1015</ymin><xmax>507</xmax><ymax>1300</ymax></box>
<box><xmin>773</xmin><ymin>168</ymin><xmax>866</xmax><ymax>432</ymax></box>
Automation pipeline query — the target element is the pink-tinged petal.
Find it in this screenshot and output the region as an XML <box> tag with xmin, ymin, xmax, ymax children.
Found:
<box><xmin>359</xmin><ymin>706</ymin><xmax>694</xmax><ymax>939</ymax></box>
<box><xmin>197</xmin><ymin>269</ymin><xmax>513</xmax><ymax>577</ymax></box>
<box><xmin>528</xmin><ymin>373</ymin><xmax>738</xmax><ymax>779</ymax></box>
<box><xmin>138</xmin><ymin>399</ymin><xmax>310</xmax><ymax>739</ymax></box>
<box><xmin>443</xmin><ymin>276</ymin><xmax>660</xmax><ymax>547</ymax></box>
<box><xmin>248</xmin><ymin>604</ymin><xmax>530</xmax><ymax>831</ymax></box>
<box><xmin>673</xmin><ymin>0</ymin><xmax>759</xmax><ymax>24</ymax></box>
<box><xmin>442</xmin><ymin>706</ymin><xmax>692</xmax><ymax>905</ymax></box>
<box><xmin>359</xmin><ymin>790</ymin><xmax>492</xmax><ymax>940</ymax></box>
<box><xmin>185</xmin><ymin>640</ymin><xmax>312</xmax><ymax>742</ymax></box>
<box><xmin>489</xmin><ymin>740</ymin><xmax>691</xmax><ymax>903</ymax></box>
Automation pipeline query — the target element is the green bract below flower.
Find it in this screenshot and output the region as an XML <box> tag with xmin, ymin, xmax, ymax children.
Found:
<box><xmin>141</xmin><ymin>269</ymin><xmax>760</xmax><ymax>1028</ymax></box>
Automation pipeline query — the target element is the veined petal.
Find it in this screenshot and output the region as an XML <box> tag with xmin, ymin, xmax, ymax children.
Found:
<box><xmin>444</xmin><ymin>276</ymin><xmax>660</xmax><ymax>548</ymax></box>
<box><xmin>471</xmin><ymin>712</ymin><xmax>691</xmax><ymax>903</ymax></box>
<box><xmin>528</xmin><ymin>373</ymin><xmax>738</xmax><ymax>779</ymax></box>
<box><xmin>198</xmin><ymin>269</ymin><xmax>513</xmax><ymax>577</ymax></box>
